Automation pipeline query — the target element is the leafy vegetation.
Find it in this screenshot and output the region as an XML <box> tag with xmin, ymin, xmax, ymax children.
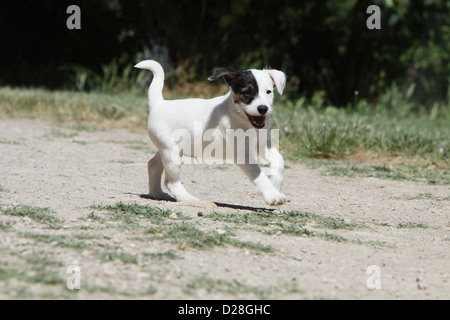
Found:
<box><xmin>185</xmin><ymin>276</ymin><xmax>301</xmax><ymax>299</ymax></box>
<box><xmin>0</xmin><ymin>205</ymin><xmax>62</xmax><ymax>229</ymax></box>
<box><xmin>2</xmin><ymin>1</ymin><xmax>449</xmax><ymax>109</ymax></box>
<box><xmin>1</xmin><ymin>85</ymin><xmax>447</xmax><ymax>184</ymax></box>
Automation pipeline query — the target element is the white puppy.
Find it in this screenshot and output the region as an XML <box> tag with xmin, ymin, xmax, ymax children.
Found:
<box><xmin>134</xmin><ymin>60</ymin><xmax>286</xmax><ymax>206</ymax></box>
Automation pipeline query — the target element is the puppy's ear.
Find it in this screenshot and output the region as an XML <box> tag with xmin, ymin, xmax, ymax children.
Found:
<box><xmin>208</xmin><ymin>68</ymin><xmax>240</xmax><ymax>85</ymax></box>
<box><xmin>265</xmin><ymin>69</ymin><xmax>286</xmax><ymax>95</ymax></box>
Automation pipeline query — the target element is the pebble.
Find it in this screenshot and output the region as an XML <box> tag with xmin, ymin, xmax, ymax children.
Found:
<box><xmin>169</xmin><ymin>212</ymin><xmax>178</xmax><ymax>220</ymax></box>
<box><xmin>216</xmin><ymin>229</ymin><xmax>226</xmax><ymax>236</ymax></box>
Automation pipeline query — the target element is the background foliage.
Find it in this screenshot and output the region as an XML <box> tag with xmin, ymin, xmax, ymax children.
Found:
<box><xmin>1</xmin><ymin>0</ymin><xmax>449</xmax><ymax>108</ymax></box>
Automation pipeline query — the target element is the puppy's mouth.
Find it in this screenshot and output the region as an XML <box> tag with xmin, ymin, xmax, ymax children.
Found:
<box><xmin>245</xmin><ymin>113</ymin><xmax>266</xmax><ymax>128</ymax></box>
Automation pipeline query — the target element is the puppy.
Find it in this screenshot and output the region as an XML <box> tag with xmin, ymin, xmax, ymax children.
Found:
<box><xmin>134</xmin><ymin>60</ymin><xmax>286</xmax><ymax>206</ymax></box>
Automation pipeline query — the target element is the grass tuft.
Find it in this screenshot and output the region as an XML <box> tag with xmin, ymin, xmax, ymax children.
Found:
<box><xmin>1</xmin><ymin>205</ymin><xmax>62</xmax><ymax>229</ymax></box>
<box><xmin>185</xmin><ymin>275</ymin><xmax>301</xmax><ymax>299</ymax></box>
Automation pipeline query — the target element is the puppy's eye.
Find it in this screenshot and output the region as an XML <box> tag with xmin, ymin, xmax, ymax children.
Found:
<box><xmin>266</xmin><ymin>90</ymin><xmax>272</xmax><ymax>94</ymax></box>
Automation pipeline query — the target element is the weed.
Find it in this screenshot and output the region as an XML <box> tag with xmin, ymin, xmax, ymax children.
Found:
<box><xmin>1</xmin><ymin>205</ymin><xmax>62</xmax><ymax>229</ymax></box>
<box><xmin>0</xmin><ymin>220</ymin><xmax>11</xmax><ymax>231</ymax></box>
<box><xmin>185</xmin><ymin>275</ymin><xmax>301</xmax><ymax>298</ymax></box>
<box><xmin>407</xmin><ymin>193</ymin><xmax>434</xmax><ymax>200</ymax></box>
<box><xmin>46</xmin><ymin>129</ymin><xmax>78</xmax><ymax>139</ymax></box>
<box><xmin>397</xmin><ymin>222</ymin><xmax>429</xmax><ymax>229</ymax></box>
<box><xmin>20</xmin><ymin>232</ymin><xmax>90</xmax><ymax>250</ymax></box>
<box><xmin>143</xmin><ymin>250</ymin><xmax>179</xmax><ymax>261</ymax></box>
<box><xmin>86</xmin><ymin>211</ymin><xmax>106</xmax><ymax>223</ymax></box>
<box><xmin>0</xmin><ymin>251</ymin><xmax>63</xmax><ymax>285</ymax></box>
<box><xmin>91</xmin><ymin>202</ymin><xmax>177</xmax><ymax>225</ymax></box>
<box><xmin>206</xmin><ymin>210</ymin><xmax>364</xmax><ymax>244</ymax></box>
<box><xmin>99</xmin><ymin>250</ymin><xmax>138</xmax><ymax>264</ymax></box>
<box><xmin>1</xmin><ymin>86</ymin><xmax>448</xmax><ymax>179</ymax></box>
<box><xmin>321</xmin><ymin>162</ymin><xmax>449</xmax><ymax>185</ymax></box>
<box><xmin>0</xmin><ymin>139</ymin><xmax>21</xmax><ymax>145</ymax></box>
<box><xmin>152</xmin><ymin>222</ymin><xmax>274</xmax><ymax>253</ymax></box>
<box><xmin>206</xmin><ymin>210</ymin><xmax>361</xmax><ymax>232</ymax></box>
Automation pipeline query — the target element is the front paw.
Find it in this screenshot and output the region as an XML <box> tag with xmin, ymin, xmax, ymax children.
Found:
<box><xmin>264</xmin><ymin>191</ymin><xmax>286</xmax><ymax>206</ymax></box>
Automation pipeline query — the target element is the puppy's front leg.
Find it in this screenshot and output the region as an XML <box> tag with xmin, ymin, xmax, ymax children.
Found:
<box><xmin>238</xmin><ymin>163</ymin><xmax>286</xmax><ymax>206</ymax></box>
<box><xmin>266</xmin><ymin>147</ymin><xmax>284</xmax><ymax>191</ymax></box>
<box><xmin>259</xmin><ymin>129</ymin><xmax>284</xmax><ymax>191</ymax></box>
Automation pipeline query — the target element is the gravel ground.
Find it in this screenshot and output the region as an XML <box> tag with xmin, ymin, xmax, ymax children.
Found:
<box><xmin>0</xmin><ymin>119</ymin><xmax>448</xmax><ymax>299</ymax></box>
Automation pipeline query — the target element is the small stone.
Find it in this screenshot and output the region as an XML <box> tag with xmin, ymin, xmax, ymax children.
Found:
<box><xmin>169</xmin><ymin>212</ymin><xmax>178</xmax><ymax>220</ymax></box>
<box><xmin>216</xmin><ymin>229</ymin><xmax>226</xmax><ymax>236</ymax></box>
<box><xmin>417</xmin><ymin>283</ymin><xmax>427</xmax><ymax>290</ymax></box>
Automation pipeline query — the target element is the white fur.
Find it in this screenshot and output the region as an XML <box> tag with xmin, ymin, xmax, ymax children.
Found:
<box><xmin>134</xmin><ymin>60</ymin><xmax>286</xmax><ymax>206</ymax></box>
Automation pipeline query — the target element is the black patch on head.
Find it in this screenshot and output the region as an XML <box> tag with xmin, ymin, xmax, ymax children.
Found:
<box><xmin>230</xmin><ymin>71</ymin><xmax>259</xmax><ymax>105</ymax></box>
<box><xmin>209</xmin><ymin>69</ymin><xmax>259</xmax><ymax>105</ymax></box>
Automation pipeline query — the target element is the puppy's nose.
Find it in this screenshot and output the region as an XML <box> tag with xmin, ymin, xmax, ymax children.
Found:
<box><xmin>257</xmin><ymin>105</ymin><xmax>268</xmax><ymax>115</ymax></box>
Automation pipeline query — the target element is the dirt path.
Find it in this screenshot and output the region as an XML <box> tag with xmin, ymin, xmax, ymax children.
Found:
<box><xmin>0</xmin><ymin>119</ymin><xmax>448</xmax><ymax>299</ymax></box>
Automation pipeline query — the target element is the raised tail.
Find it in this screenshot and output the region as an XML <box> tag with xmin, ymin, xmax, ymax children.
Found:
<box><xmin>134</xmin><ymin>60</ymin><xmax>165</xmax><ymax>105</ymax></box>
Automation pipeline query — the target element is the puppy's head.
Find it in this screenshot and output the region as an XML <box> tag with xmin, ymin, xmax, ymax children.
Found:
<box><xmin>208</xmin><ymin>67</ymin><xmax>286</xmax><ymax>129</ymax></box>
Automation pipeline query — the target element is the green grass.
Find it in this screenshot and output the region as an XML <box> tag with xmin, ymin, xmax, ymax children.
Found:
<box><xmin>20</xmin><ymin>232</ymin><xmax>90</xmax><ymax>250</ymax></box>
<box><xmin>407</xmin><ymin>193</ymin><xmax>434</xmax><ymax>200</ymax></box>
<box><xmin>15</xmin><ymin>250</ymin><xmax>61</xmax><ymax>266</ymax></box>
<box><xmin>205</xmin><ymin>210</ymin><xmax>366</xmax><ymax>244</ymax></box>
<box><xmin>143</xmin><ymin>250</ymin><xmax>179</xmax><ymax>261</ymax></box>
<box><xmin>90</xmin><ymin>202</ymin><xmax>181</xmax><ymax>230</ymax></box>
<box><xmin>98</xmin><ymin>247</ymin><xmax>179</xmax><ymax>264</ymax></box>
<box><xmin>0</xmin><ymin>86</ymin><xmax>148</xmax><ymax>126</ymax></box>
<box><xmin>0</xmin><ymin>86</ymin><xmax>448</xmax><ymax>183</ymax></box>
<box><xmin>397</xmin><ymin>222</ymin><xmax>429</xmax><ymax>229</ymax></box>
<box><xmin>185</xmin><ymin>275</ymin><xmax>301</xmax><ymax>299</ymax></box>
<box><xmin>148</xmin><ymin>223</ymin><xmax>228</xmax><ymax>250</ymax></box>
<box><xmin>206</xmin><ymin>210</ymin><xmax>391</xmax><ymax>247</ymax></box>
<box><xmin>46</xmin><ymin>129</ymin><xmax>78</xmax><ymax>139</ymax></box>
<box><xmin>0</xmin><ymin>139</ymin><xmax>22</xmax><ymax>145</ymax></box>
<box><xmin>207</xmin><ymin>210</ymin><xmax>362</xmax><ymax>231</ymax></box>
<box><xmin>91</xmin><ymin>202</ymin><xmax>273</xmax><ymax>253</ymax></box>
<box><xmin>0</xmin><ymin>263</ymin><xmax>24</xmax><ymax>282</ymax></box>
<box><xmin>147</xmin><ymin>222</ymin><xmax>274</xmax><ymax>253</ymax></box>
<box><xmin>99</xmin><ymin>250</ymin><xmax>138</xmax><ymax>264</ymax></box>
<box><xmin>91</xmin><ymin>202</ymin><xmax>178</xmax><ymax>225</ymax></box>
<box><xmin>86</xmin><ymin>211</ymin><xmax>106</xmax><ymax>222</ymax></box>
<box><xmin>406</xmin><ymin>193</ymin><xmax>450</xmax><ymax>200</ymax></box>
<box><xmin>0</xmin><ymin>220</ymin><xmax>12</xmax><ymax>230</ymax></box>
<box><xmin>1</xmin><ymin>205</ymin><xmax>62</xmax><ymax>229</ymax></box>
<box><xmin>319</xmin><ymin>162</ymin><xmax>450</xmax><ymax>185</ymax></box>
<box><xmin>0</xmin><ymin>250</ymin><xmax>63</xmax><ymax>286</ymax></box>
<box><xmin>275</xmin><ymin>93</ymin><xmax>449</xmax><ymax>162</ymax></box>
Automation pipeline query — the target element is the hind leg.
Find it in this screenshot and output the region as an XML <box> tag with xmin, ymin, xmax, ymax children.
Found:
<box><xmin>148</xmin><ymin>152</ymin><xmax>174</xmax><ymax>201</ymax></box>
<box><xmin>160</xmin><ymin>149</ymin><xmax>200</xmax><ymax>202</ymax></box>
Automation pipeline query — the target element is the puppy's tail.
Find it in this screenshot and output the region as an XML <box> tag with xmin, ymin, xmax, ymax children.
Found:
<box><xmin>134</xmin><ymin>60</ymin><xmax>165</xmax><ymax>106</ymax></box>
